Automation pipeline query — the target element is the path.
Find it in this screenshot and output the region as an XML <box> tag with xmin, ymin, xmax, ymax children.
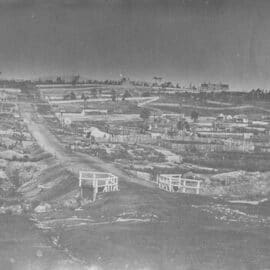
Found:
<box><xmin>20</xmin><ymin>104</ymin><xmax>155</xmax><ymax>188</ymax></box>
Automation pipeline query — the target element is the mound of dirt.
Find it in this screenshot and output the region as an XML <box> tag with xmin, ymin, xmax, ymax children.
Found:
<box><xmin>0</xmin><ymin>159</ymin><xmax>8</xmax><ymax>168</ymax></box>
<box><xmin>0</xmin><ymin>150</ymin><xmax>26</xmax><ymax>161</ymax></box>
<box><xmin>34</xmin><ymin>202</ymin><xmax>52</xmax><ymax>213</ymax></box>
<box><xmin>207</xmin><ymin>170</ymin><xmax>270</xmax><ymax>198</ymax></box>
<box><xmin>210</xmin><ymin>170</ymin><xmax>248</xmax><ymax>185</ymax></box>
<box><xmin>0</xmin><ymin>179</ymin><xmax>15</xmax><ymax>196</ymax></box>
<box><xmin>0</xmin><ymin>137</ymin><xmax>17</xmax><ymax>149</ymax></box>
<box><xmin>7</xmin><ymin>161</ymin><xmax>47</xmax><ymax>186</ymax></box>
<box><xmin>0</xmin><ymin>169</ymin><xmax>7</xmax><ymax>179</ymax></box>
<box><xmin>18</xmin><ymin>163</ymin><xmax>78</xmax><ymax>205</ymax></box>
<box><xmin>0</xmin><ymin>204</ymin><xmax>23</xmax><ymax>215</ymax></box>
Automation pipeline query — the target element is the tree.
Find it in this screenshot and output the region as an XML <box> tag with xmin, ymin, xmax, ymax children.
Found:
<box><xmin>111</xmin><ymin>89</ymin><xmax>117</xmax><ymax>102</ymax></box>
<box><xmin>139</xmin><ymin>121</ymin><xmax>149</xmax><ymax>133</ymax></box>
<box><xmin>184</xmin><ymin>121</ymin><xmax>190</xmax><ymax>131</ymax></box>
<box><xmin>64</xmin><ymin>91</ymin><xmax>76</xmax><ymax>100</ymax></box>
<box><xmin>177</xmin><ymin>119</ymin><xmax>190</xmax><ymax>131</ymax></box>
<box><xmin>140</xmin><ymin>108</ymin><xmax>151</xmax><ymax>121</ymax></box>
<box><xmin>98</xmin><ymin>89</ymin><xmax>102</xmax><ymax>97</ymax></box>
<box><xmin>81</xmin><ymin>93</ymin><xmax>88</xmax><ymax>100</ymax></box>
<box><xmin>142</xmin><ymin>91</ymin><xmax>151</xmax><ymax>97</ymax></box>
<box><xmin>71</xmin><ymin>75</ymin><xmax>80</xmax><ymax>85</ymax></box>
<box><xmin>56</xmin><ymin>76</ymin><xmax>62</xmax><ymax>84</ymax></box>
<box><xmin>122</xmin><ymin>90</ymin><xmax>132</xmax><ymax>101</ymax></box>
<box><xmin>177</xmin><ymin>120</ymin><xmax>185</xmax><ymax>131</ymax></box>
<box><xmin>191</xmin><ymin>110</ymin><xmax>199</xmax><ymax>122</ymax></box>
<box><xmin>81</xmin><ymin>93</ymin><xmax>88</xmax><ymax>110</ymax></box>
<box><xmin>91</xmin><ymin>88</ymin><xmax>97</xmax><ymax>98</ymax></box>
<box><xmin>70</xmin><ymin>91</ymin><xmax>76</xmax><ymax>100</ymax></box>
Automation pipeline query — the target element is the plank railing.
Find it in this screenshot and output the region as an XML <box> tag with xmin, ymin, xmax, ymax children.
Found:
<box><xmin>157</xmin><ymin>174</ymin><xmax>202</xmax><ymax>194</ymax></box>
<box><xmin>79</xmin><ymin>171</ymin><xmax>118</xmax><ymax>201</ymax></box>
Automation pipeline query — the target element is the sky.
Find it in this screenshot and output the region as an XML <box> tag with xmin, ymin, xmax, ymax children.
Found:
<box><xmin>1</xmin><ymin>0</ymin><xmax>270</xmax><ymax>90</ymax></box>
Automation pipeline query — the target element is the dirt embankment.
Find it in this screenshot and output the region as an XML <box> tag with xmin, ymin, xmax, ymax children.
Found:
<box><xmin>202</xmin><ymin>170</ymin><xmax>270</xmax><ymax>199</ymax></box>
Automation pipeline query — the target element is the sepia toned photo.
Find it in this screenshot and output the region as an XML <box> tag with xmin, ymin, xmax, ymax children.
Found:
<box><xmin>0</xmin><ymin>0</ymin><xmax>269</xmax><ymax>269</ymax></box>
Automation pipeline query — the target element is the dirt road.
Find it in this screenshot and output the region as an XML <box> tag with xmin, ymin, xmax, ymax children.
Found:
<box><xmin>21</xmin><ymin>106</ymin><xmax>155</xmax><ymax>188</ymax></box>
<box><xmin>17</xmin><ymin>100</ymin><xmax>270</xmax><ymax>270</ymax></box>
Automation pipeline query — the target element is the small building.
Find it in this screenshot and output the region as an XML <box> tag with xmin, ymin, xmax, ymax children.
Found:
<box><xmin>233</xmin><ymin>114</ymin><xmax>248</xmax><ymax>123</ymax></box>
<box><xmin>216</xmin><ymin>113</ymin><xmax>225</xmax><ymax>121</ymax></box>
<box><xmin>200</xmin><ymin>83</ymin><xmax>229</xmax><ymax>92</ymax></box>
<box><xmin>84</xmin><ymin>127</ymin><xmax>111</xmax><ymax>141</ymax></box>
<box><xmin>226</xmin><ymin>115</ymin><xmax>233</xmax><ymax>121</ymax></box>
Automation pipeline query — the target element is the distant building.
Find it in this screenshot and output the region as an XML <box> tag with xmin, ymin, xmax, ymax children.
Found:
<box><xmin>233</xmin><ymin>114</ymin><xmax>248</xmax><ymax>123</ymax></box>
<box><xmin>200</xmin><ymin>82</ymin><xmax>229</xmax><ymax>92</ymax></box>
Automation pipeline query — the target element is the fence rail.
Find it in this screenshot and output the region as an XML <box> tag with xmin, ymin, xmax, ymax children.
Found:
<box><xmin>157</xmin><ymin>174</ymin><xmax>202</xmax><ymax>194</ymax></box>
<box><xmin>79</xmin><ymin>171</ymin><xmax>118</xmax><ymax>201</ymax></box>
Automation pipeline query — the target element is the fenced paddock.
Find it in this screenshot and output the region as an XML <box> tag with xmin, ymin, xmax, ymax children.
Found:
<box><xmin>157</xmin><ymin>174</ymin><xmax>202</xmax><ymax>194</ymax></box>
<box><xmin>79</xmin><ymin>171</ymin><xmax>119</xmax><ymax>201</ymax></box>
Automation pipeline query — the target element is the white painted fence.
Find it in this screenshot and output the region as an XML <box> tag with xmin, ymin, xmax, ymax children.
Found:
<box><xmin>79</xmin><ymin>171</ymin><xmax>118</xmax><ymax>201</ymax></box>
<box><xmin>157</xmin><ymin>174</ymin><xmax>202</xmax><ymax>194</ymax></box>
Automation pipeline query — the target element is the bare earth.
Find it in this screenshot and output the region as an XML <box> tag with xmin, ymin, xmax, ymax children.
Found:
<box><xmin>3</xmin><ymin>101</ymin><xmax>268</xmax><ymax>270</ymax></box>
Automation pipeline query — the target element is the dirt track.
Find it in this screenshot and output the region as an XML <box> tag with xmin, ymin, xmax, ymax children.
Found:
<box><xmin>20</xmin><ymin>104</ymin><xmax>155</xmax><ymax>189</ymax></box>
<box><xmin>17</xmin><ymin>100</ymin><xmax>270</xmax><ymax>270</ymax></box>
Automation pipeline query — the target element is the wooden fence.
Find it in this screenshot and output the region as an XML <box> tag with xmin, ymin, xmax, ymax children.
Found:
<box><xmin>157</xmin><ymin>174</ymin><xmax>202</xmax><ymax>194</ymax></box>
<box><xmin>79</xmin><ymin>171</ymin><xmax>118</xmax><ymax>201</ymax></box>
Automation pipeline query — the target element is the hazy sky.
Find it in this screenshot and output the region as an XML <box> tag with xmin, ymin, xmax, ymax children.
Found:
<box><xmin>1</xmin><ymin>0</ymin><xmax>270</xmax><ymax>90</ymax></box>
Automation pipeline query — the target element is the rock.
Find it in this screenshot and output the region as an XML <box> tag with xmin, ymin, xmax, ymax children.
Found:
<box><xmin>0</xmin><ymin>178</ymin><xmax>15</xmax><ymax>194</ymax></box>
<box><xmin>22</xmin><ymin>202</ymin><xmax>33</xmax><ymax>212</ymax></box>
<box><xmin>0</xmin><ymin>204</ymin><xmax>23</xmax><ymax>215</ymax></box>
<box><xmin>36</xmin><ymin>250</ymin><xmax>43</xmax><ymax>258</ymax></box>
<box><xmin>205</xmin><ymin>170</ymin><xmax>270</xmax><ymax>198</ymax></box>
<box><xmin>0</xmin><ymin>150</ymin><xmax>27</xmax><ymax>161</ymax></box>
<box><xmin>0</xmin><ymin>159</ymin><xmax>8</xmax><ymax>169</ymax></box>
<box><xmin>34</xmin><ymin>202</ymin><xmax>52</xmax><ymax>213</ymax></box>
<box><xmin>0</xmin><ymin>137</ymin><xmax>16</xmax><ymax>148</ymax></box>
<box><xmin>0</xmin><ymin>169</ymin><xmax>8</xmax><ymax>179</ymax></box>
<box><xmin>22</xmin><ymin>141</ymin><xmax>34</xmax><ymax>149</ymax></box>
<box><xmin>62</xmin><ymin>198</ymin><xmax>80</xmax><ymax>209</ymax></box>
<box><xmin>210</xmin><ymin>171</ymin><xmax>247</xmax><ymax>185</ymax></box>
<box><xmin>10</xmin><ymin>205</ymin><xmax>23</xmax><ymax>215</ymax></box>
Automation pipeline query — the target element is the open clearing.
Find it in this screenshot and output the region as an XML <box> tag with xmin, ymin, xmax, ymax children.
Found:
<box><xmin>17</xmin><ymin>94</ymin><xmax>270</xmax><ymax>269</ymax></box>
<box><xmin>0</xmin><ymin>86</ymin><xmax>270</xmax><ymax>270</ymax></box>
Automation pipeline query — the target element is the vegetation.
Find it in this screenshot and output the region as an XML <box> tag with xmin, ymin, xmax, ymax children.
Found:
<box><xmin>63</xmin><ymin>91</ymin><xmax>76</xmax><ymax>100</ymax></box>
<box><xmin>177</xmin><ymin>119</ymin><xmax>190</xmax><ymax>131</ymax></box>
<box><xmin>122</xmin><ymin>90</ymin><xmax>132</xmax><ymax>101</ymax></box>
<box><xmin>140</xmin><ymin>108</ymin><xmax>151</xmax><ymax>121</ymax></box>
<box><xmin>191</xmin><ymin>110</ymin><xmax>199</xmax><ymax>122</ymax></box>
<box><xmin>91</xmin><ymin>88</ymin><xmax>98</xmax><ymax>98</ymax></box>
<box><xmin>111</xmin><ymin>89</ymin><xmax>117</xmax><ymax>102</ymax></box>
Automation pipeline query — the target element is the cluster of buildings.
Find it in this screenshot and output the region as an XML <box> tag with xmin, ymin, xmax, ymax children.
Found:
<box><xmin>200</xmin><ymin>83</ymin><xmax>229</xmax><ymax>92</ymax></box>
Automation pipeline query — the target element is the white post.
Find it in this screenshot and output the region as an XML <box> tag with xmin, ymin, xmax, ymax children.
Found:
<box><xmin>169</xmin><ymin>176</ymin><xmax>173</xmax><ymax>192</ymax></box>
<box><xmin>182</xmin><ymin>179</ymin><xmax>186</xmax><ymax>193</ymax></box>
<box><xmin>79</xmin><ymin>172</ymin><xmax>83</xmax><ymax>199</ymax></box>
<box><xmin>93</xmin><ymin>173</ymin><xmax>97</xmax><ymax>202</ymax></box>
<box><xmin>196</xmin><ymin>181</ymin><xmax>201</xmax><ymax>194</ymax></box>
